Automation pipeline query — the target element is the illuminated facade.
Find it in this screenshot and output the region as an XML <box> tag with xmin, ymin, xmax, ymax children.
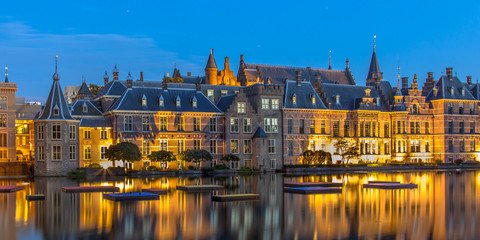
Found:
<box><xmin>0</xmin><ymin>67</ymin><xmax>18</xmax><ymax>162</ymax></box>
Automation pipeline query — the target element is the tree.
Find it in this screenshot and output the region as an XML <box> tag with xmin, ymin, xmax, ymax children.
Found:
<box><xmin>148</xmin><ymin>151</ymin><xmax>176</xmax><ymax>169</ymax></box>
<box><xmin>302</xmin><ymin>150</ymin><xmax>316</xmax><ymax>165</ymax></box>
<box><xmin>334</xmin><ymin>138</ymin><xmax>360</xmax><ymax>164</ymax></box>
<box><xmin>302</xmin><ymin>150</ymin><xmax>332</xmax><ymax>165</ymax></box>
<box><xmin>162</xmin><ymin>76</ymin><xmax>183</xmax><ymax>83</ymax></box>
<box><xmin>88</xmin><ymin>84</ymin><xmax>102</xmax><ymax>96</ymax></box>
<box><xmin>221</xmin><ymin>154</ymin><xmax>240</xmax><ymax>168</ymax></box>
<box><xmin>178</xmin><ymin>149</ymin><xmax>212</xmax><ymax>169</ymax></box>
<box><xmin>105</xmin><ymin>142</ymin><xmax>142</xmax><ymax>168</ymax></box>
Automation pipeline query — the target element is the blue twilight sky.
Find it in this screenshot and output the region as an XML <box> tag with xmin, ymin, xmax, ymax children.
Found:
<box><xmin>1</xmin><ymin>0</ymin><xmax>480</xmax><ymax>100</ymax></box>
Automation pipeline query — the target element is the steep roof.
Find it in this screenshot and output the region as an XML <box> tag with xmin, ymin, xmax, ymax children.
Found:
<box><xmin>77</xmin><ymin>81</ymin><xmax>93</xmax><ymax>96</ymax></box>
<box><xmin>321</xmin><ymin>83</ymin><xmax>386</xmax><ymax>111</ymax></box>
<box><xmin>253</xmin><ymin>126</ymin><xmax>267</xmax><ymax>138</ymax></box>
<box><xmin>95</xmin><ymin>80</ymin><xmax>127</xmax><ymax>98</ymax></box>
<box><xmin>216</xmin><ymin>94</ymin><xmax>237</xmax><ymax>112</ymax></box>
<box><xmin>243</xmin><ymin>63</ymin><xmax>355</xmax><ymax>85</ymax></box>
<box><xmin>71</xmin><ymin>100</ymin><xmax>103</xmax><ymax>116</ymax></box>
<box><xmin>367</xmin><ymin>50</ymin><xmax>381</xmax><ymax>80</ymax></box>
<box><xmin>283</xmin><ymin>81</ymin><xmax>327</xmax><ymax>109</ymax></box>
<box><xmin>206</xmin><ymin>49</ymin><xmax>217</xmax><ymax>69</ymax></box>
<box><xmin>37</xmin><ymin>68</ymin><xmax>75</xmax><ymax>120</ymax></box>
<box><xmin>426</xmin><ymin>75</ymin><xmax>476</xmax><ymax>101</ymax></box>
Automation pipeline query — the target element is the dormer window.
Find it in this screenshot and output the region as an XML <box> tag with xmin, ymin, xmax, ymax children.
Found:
<box><xmin>292</xmin><ymin>94</ymin><xmax>297</xmax><ymax>104</ymax></box>
<box><xmin>53</xmin><ymin>106</ymin><xmax>59</xmax><ymax>116</ymax></box>
<box><xmin>176</xmin><ymin>96</ymin><xmax>181</xmax><ymax>107</ymax></box>
<box><xmin>159</xmin><ymin>95</ymin><xmax>164</xmax><ymax>107</ymax></box>
<box><xmin>192</xmin><ymin>97</ymin><xmax>197</xmax><ymax>108</ymax></box>
<box><xmin>450</xmin><ymin>87</ymin><xmax>454</xmax><ymax>95</ymax></box>
<box><xmin>336</xmin><ymin>94</ymin><xmax>340</xmax><ymax>104</ymax></box>
<box><xmin>82</xmin><ymin>103</ymin><xmax>88</xmax><ymax>113</ymax></box>
<box><xmin>142</xmin><ymin>94</ymin><xmax>147</xmax><ymax>106</ymax></box>
<box><xmin>311</xmin><ymin>96</ymin><xmax>316</xmax><ymax>104</ymax></box>
<box><xmin>462</xmin><ymin>88</ymin><xmax>465</xmax><ymax>96</ymax></box>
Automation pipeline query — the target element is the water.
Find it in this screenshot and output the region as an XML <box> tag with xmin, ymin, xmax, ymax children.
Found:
<box><xmin>1</xmin><ymin>170</ymin><xmax>479</xmax><ymax>239</ymax></box>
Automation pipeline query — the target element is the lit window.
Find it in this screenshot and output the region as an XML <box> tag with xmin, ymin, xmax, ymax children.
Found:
<box><xmin>192</xmin><ymin>97</ymin><xmax>197</xmax><ymax>108</ymax></box>
<box><xmin>207</xmin><ymin>90</ymin><xmax>214</xmax><ymax>101</ymax></box>
<box><xmin>292</xmin><ymin>94</ymin><xmax>297</xmax><ymax>104</ymax></box>
<box><xmin>142</xmin><ymin>95</ymin><xmax>147</xmax><ymax>106</ymax></box>
<box><xmin>176</xmin><ymin>96</ymin><xmax>181</xmax><ymax>107</ymax></box>
<box><xmin>142</xmin><ymin>140</ymin><xmax>151</xmax><ymax>155</ymax></box>
<box><xmin>84</xmin><ymin>146</ymin><xmax>91</xmax><ymax>160</ymax></box>
<box><xmin>53</xmin><ymin>145</ymin><xmax>62</xmax><ymax>160</ymax></box>
<box><xmin>230</xmin><ymin>118</ymin><xmax>239</xmax><ymax>133</ymax></box>
<box><xmin>271</xmin><ymin>99</ymin><xmax>279</xmax><ymax>110</ymax></box>
<box><xmin>159</xmin><ymin>117</ymin><xmax>168</xmax><ymax>131</ymax></box>
<box><xmin>237</xmin><ymin>102</ymin><xmax>246</xmax><ymax>113</ymax></box>
<box><xmin>84</xmin><ymin>130</ymin><xmax>91</xmax><ymax>139</ymax></box>
<box><xmin>177</xmin><ymin>116</ymin><xmax>184</xmax><ymax>131</ymax></box>
<box><xmin>221</xmin><ymin>90</ymin><xmax>228</xmax><ymax>96</ymax></box>
<box><xmin>262</xmin><ymin>99</ymin><xmax>269</xmax><ymax>109</ymax></box>
<box><xmin>312</xmin><ymin>96</ymin><xmax>316</xmax><ymax>104</ymax></box>
<box><xmin>69</xmin><ymin>145</ymin><xmax>76</xmax><ymax>160</ymax></box>
<box><xmin>159</xmin><ymin>96</ymin><xmax>164</xmax><ymax>107</ymax></box>
<box><xmin>142</xmin><ymin>116</ymin><xmax>150</xmax><ymax>131</ymax></box>
<box><xmin>52</xmin><ymin>124</ymin><xmax>61</xmax><ymax>139</ymax></box>
<box><xmin>230</xmin><ymin>140</ymin><xmax>239</xmax><ymax>154</ymax></box>
<box><xmin>100</xmin><ymin>146</ymin><xmax>108</xmax><ymax>160</ymax></box>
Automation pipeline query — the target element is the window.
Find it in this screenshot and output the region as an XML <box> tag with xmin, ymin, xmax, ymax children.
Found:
<box><xmin>0</xmin><ymin>133</ymin><xmax>8</xmax><ymax>146</ymax></box>
<box><xmin>310</xmin><ymin>120</ymin><xmax>316</xmax><ymax>134</ymax></box>
<box><xmin>321</xmin><ymin>120</ymin><xmax>326</xmax><ymax>134</ymax></box>
<box><xmin>230</xmin><ymin>118</ymin><xmax>239</xmax><ymax>133</ymax></box>
<box><xmin>448</xmin><ymin>139</ymin><xmax>454</xmax><ymax>152</ymax></box>
<box><xmin>159</xmin><ymin>96</ymin><xmax>164</xmax><ymax>107</ymax></box>
<box><xmin>124</xmin><ymin>116</ymin><xmax>133</xmax><ymax>131</ymax></box>
<box><xmin>100</xmin><ymin>130</ymin><xmax>108</xmax><ymax>139</ymax></box>
<box><xmin>100</xmin><ymin>146</ymin><xmax>107</xmax><ymax>160</ymax></box>
<box><xmin>84</xmin><ymin>130</ymin><xmax>91</xmax><ymax>139</ymax></box>
<box><xmin>396</xmin><ymin>121</ymin><xmax>401</xmax><ymax>134</ymax></box>
<box><xmin>221</xmin><ymin>90</ymin><xmax>228</xmax><ymax>96</ymax></box>
<box><xmin>268</xmin><ymin>139</ymin><xmax>275</xmax><ymax>154</ymax></box>
<box><xmin>271</xmin><ymin>159</ymin><xmax>276</xmax><ymax>169</ymax></box>
<box><xmin>271</xmin><ymin>99</ymin><xmax>279</xmax><ymax>110</ymax></box>
<box><xmin>160</xmin><ymin>117</ymin><xmax>167</xmax><ymax>131</ymax></box>
<box><xmin>309</xmin><ymin>139</ymin><xmax>316</xmax><ymax>151</ymax></box>
<box><xmin>244</xmin><ymin>159</ymin><xmax>252</xmax><ymax>168</ymax></box>
<box><xmin>292</xmin><ymin>94</ymin><xmax>297</xmax><ymax>104</ymax></box>
<box><xmin>142</xmin><ymin>140</ymin><xmax>151</xmax><ymax>155</ymax></box>
<box><xmin>176</xmin><ymin>97</ymin><xmax>181</xmax><ymax>107</ymax></box>
<box><xmin>177</xmin><ymin>116</ymin><xmax>184</xmax><ymax>131</ymax></box>
<box><xmin>84</xmin><ymin>146</ymin><xmax>91</xmax><ymax>160</ymax></box>
<box><xmin>192</xmin><ymin>98</ymin><xmax>197</xmax><ymax>108</ymax></box>
<box><xmin>410</xmin><ymin>122</ymin><xmax>415</xmax><ymax>134</ymax></box>
<box><xmin>384</xmin><ymin>142</ymin><xmax>390</xmax><ymax>154</ymax></box>
<box><xmin>243</xmin><ymin>118</ymin><xmax>252</xmax><ymax>133</ymax></box>
<box><xmin>262</xmin><ymin>99</ymin><xmax>269</xmax><ymax>109</ymax></box>
<box><xmin>177</xmin><ymin>140</ymin><xmax>185</xmax><ymax>154</ymax></box>
<box><xmin>142</xmin><ymin>96</ymin><xmax>147</xmax><ymax>106</ymax></box>
<box><xmin>299</xmin><ymin>119</ymin><xmax>305</xmax><ymax>134</ymax></box>
<box><xmin>38</xmin><ymin>146</ymin><xmax>44</xmax><ymax>160</ymax></box>
<box><xmin>142</xmin><ymin>116</ymin><xmax>150</xmax><ymax>131</ymax></box>
<box><xmin>448</xmin><ymin>121</ymin><xmax>453</xmax><ymax>134</ymax></box>
<box><xmin>460</xmin><ymin>121</ymin><xmax>465</xmax><ymax>134</ymax></box>
<box><xmin>207</xmin><ymin>90</ymin><xmax>214</xmax><ymax>101</ymax></box>
<box><xmin>447</xmin><ymin>103</ymin><xmax>453</xmax><ymax>114</ymax></box>
<box><xmin>471</xmin><ymin>140</ymin><xmax>475</xmax><ymax>152</ymax></box>
<box><xmin>372</xmin><ymin>122</ymin><xmax>376</xmax><ymax>137</ymax></box>
<box><xmin>264</xmin><ymin>118</ymin><xmax>278</xmax><ymax>133</ymax></box>
<box><xmin>0</xmin><ymin>114</ymin><xmax>6</xmax><ymax>127</ymax></box>
<box><xmin>67</xmin><ymin>125</ymin><xmax>76</xmax><ymax>140</ymax></box>
<box><xmin>194</xmin><ymin>117</ymin><xmax>201</xmax><ymax>131</ymax></box>
<box><xmin>210</xmin><ymin>139</ymin><xmax>217</xmax><ymax>154</ymax></box>
<box><xmin>37</xmin><ymin>125</ymin><xmax>44</xmax><ymax>140</ymax></box>
<box><xmin>52</xmin><ymin>124</ymin><xmax>61</xmax><ymax>139</ymax></box>
<box><xmin>231</xmin><ymin>140</ymin><xmax>239</xmax><ymax>154</ymax></box>
<box><xmin>459</xmin><ymin>103</ymin><xmax>464</xmax><ymax>114</ymax></box>
<box><xmin>411</xmin><ymin>140</ymin><xmax>420</xmax><ymax>153</ymax></box>
<box><xmin>470</xmin><ymin>103</ymin><xmax>475</xmax><ymax>115</ymax></box>
<box><xmin>425</xmin><ymin>141</ymin><xmax>430</xmax><ymax>152</ymax></box>
<box><xmin>287</xmin><ymin>140</ymin><xmax>293</xmax><ymax>155</ymax></box>
<box><xmin>416</xmin><ymin>122</ymin><xmax>420</xmax><ymax>134</ymax></box>
<box><xmin>53</xmin><ymin>145</ymin><xmax>61</xmax><ymax>160</ymax></box>
<box><xmin>193</xmin><ymin>139</ymin><xmax>201</xmax><ymax>150</ymax></box>
<box><xmin>209</xmin><ymin>117</ymin><xmax>217</xmax><ymax>132</ymax></box>
<box><xmin>69</xmin><ymin>145</ymin><xmax>76</xmax><ymax>160</ymax></box>
<box><xmin>244</xmin><ymin>139</ymin><xmax>252</xmax><ymax>154</ymax></box>
<box><xmin>0</xmin><ymin>97</ymin><xmax>7</xmax><ymax>109</ymax></box>
<box><xmin>159</xmin><ymin>139</ymin><xmax>168</xmax><ymax>151</ymax></box>
<box><xmin>384</xmin><ymin>123</ymin><xmax>389</xmax><ymax>137</ymax></box>
<box><xmin>425</xmin><ymin>122</ymin><xmax>430</xmax><ymax>134</ymax></box>
<box><xmin>287</xmin><ymin>119</ymin><xmax>293</xmax><ymax>134</ymax></box>
<box><xmin>345</xmin><ymin>121</ymin><xmax>350</xmax><ymax>137</ymax></box>
<box><xmin>471</xmin><ymin>122</ymin><xmax>475</xmax><ymax>134</ymax></box>
<box><xmin>460</xmin><ymin>139</ymin><xmax>465</xmax><ymax>152</ymax></box>
<box><xmin>237</xmin><ymin>102</ymin><xmax>246</xmax><ymax>113</ymax></box>
<box><xmin>365</xmin><ymin>122</ymin><xmax>371</xmax><ymax>137</ymax></box>
<box><xmin>333</xmin><ymin>121</ymin><xmax>339</xmax><ymax>137</ymax></box>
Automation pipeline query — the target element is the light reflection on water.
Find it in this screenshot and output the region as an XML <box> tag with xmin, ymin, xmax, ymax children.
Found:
<box><xmin>0</xmin><ymin>171</ymin><xmax>479</xmax><ymax>239</ymax></box>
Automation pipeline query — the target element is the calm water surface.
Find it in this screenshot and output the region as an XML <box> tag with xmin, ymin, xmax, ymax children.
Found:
<box><xmin>1</xmin><ymin>170</ymin><xmax>479</xmax><ymax>239</ymax></box>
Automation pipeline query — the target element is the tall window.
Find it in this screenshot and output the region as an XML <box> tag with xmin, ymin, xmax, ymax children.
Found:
<box><xmin>230</xmin><ymin>118</ymin><xmax>239</xmax><ymax>133</ymax></box>
<box><xmin>0</xmin><ymin>134</ymin><xmax>7</xmax><ymax>147</ymax></box>
<box><xmin>384</xmin><ymin>142</ymin><xmax>390</xmax><ymax>154</ymax></box>
<box><xmin>287</xmin><ymin>140</ymin><xmax>293</xmax><ymax>155</ymax></box>
<box><xmin>471</xmin><ymin>140</ymin><xmax>475</xmax><ymax>152</ymax></box>
<box><xmin>231</xmin><ymin>140</ymin><xmax>239</xmax><ymax>154</ymax></box>
<box><xmin>384</xmin><ymin>123</ymin><xmax>389</xmax><ymax>137</ymax></box>
<box><xmin>460</xmin><ymin>139</ymin><xmax>465</xmax><ymax>152</ymax></box>
<box><xmin>100</xmin><ymin>130</ymin><xmax>108</xmax><ymax>139</ymax></box>
<box><xmin>194</xmin><ymin>117</ymin><xmax>201</xmax><ymax>131</ymax></box>
<box><xmin>100</xmin><ymin>146</ymin><xmax>108</xmax><ymax>160</ymax></box>
<box><xmin>142</xmin><ymin>140</ymin><xmax>151</xmax><ymax>155</ymax></box>
<box><xmin>321</xmin><ymin>120</ymin><xmax>326</xmax><ymax>134</ymax></box>
<box><xmin>193</xmin><ymin>139</ymin><xmax>201</xmax><ymax>150</ymax></box>
<box><xmin>53</xmin><ymin>145</ymin><xmax>61</xmax><ymax>160</ymax></box>
<box><xmin>84</xmin><ymin>146</ymin><xmax>91</xmax><ymax>160</ymax></box>
<box><xmin>207</xmin><ymin>90</ymin><xmax>214</xmax><ymax>102</ymax></box>
<box><xmin>333</xmin><ymin>121</ymin><xmax>339</xmax><ymax>137</ymax></box>
<box><xmin>471</xmin><ymin>122</ymin><xmax>475</xmax><ymax>134</ymax></box>
<box><xmin>310</xmin><ymin>120</ymin><xmax>316</xmax><ymax>134</ymax></box>
<box><xmin>160</xmin><ymin>117</ymin><xmax>167</xmax><ymax>131</ymax></box>
<box><xmin>397</xmin><ymin>121</ymin><xmax>401</xmax><ymax>134</ymax></box>
<box><xmin>470</xmin><ymin>103</ymin><xmax>475</xmax><ymax>115</ymax></box>
<box><xmin>159</xmin><ymin>139</ymin><xmax>168</xmax><ymax>151</ymax></box>
<box><xmin>124</xmin><ymin>116</ymin><xmax>133</xmax><ymax>131</ymax></box>
<box><xmin>210</xmin><ymin>140</ymin><xmax>217</xmax><ymax>154</ymax></box>
<box><xmin>365</xmin><ymin>122</ymin><xmax>371</xmax><ymax>137</ymax></box>
<box><xmin>244</xmin><ymin>139</ymin><xmax>252</xmax><ymax>154</ymax></box>
<box><xmin>410</xmin><ymin>122</ymin><xmax>415</xmax><ymax>134</ymax></box>
<box><xmin>460</xmin><ymin>121</ymin><xmax>465</xmax><ymax>134</ymax></box>
<box><xmin>177</xmin><ymin>116</ymin><xmax>184</xmax><ymax>131</ymax></box>
<box><xmin>447</xmin><ymin>103</ymin><xmax>453</xmax><ymax>114</ymax></box>
<box><xmin>69</xmin><ymin>125</ymin><xmax>76</xmax><ymax>140</ymax></box>
<box><xmin>425</xmin><ymin>141</ymin><xmax>430</xmax><ymax>152</ymax></box>
<box><xmin>425</xmin><ymin>122</ymin><xmax>430</xmax><ymax>134</ymax></box>
<box><xmin>142</xmin><ymin>116</ymin><xmax>150</xmax><ymax>131</ymax></box>
<box><xmin>52</xmin><ymin>124</ymin><xmax>61</xmax><ymax>139</ymax></box>
<box><xmin>448</xmin><ymin>121</ymin><xmax>454</xmax><ymax>134</ymax></box>
<box><xmin>287</xmin><ymin>119</ymin><xmax>293</xmax><ymax>134</ymax></box>
<box><xmin>270</xmin><ymin>159</ymin><xmax>276</xmax><ymax>169</ymax></box>
<box><xmin>372</xmin><ymin>122</ymin><xmax>376</xmax><ymax>137</ymax></box>
<box><xmin>262</xmin><ymin>99</ymin><xmax>269</xmax><ymax>109</ymax></box>
<box><xmin>84</xmin><ymin>130</ymin><xmax>91</xmax><ymax>139</ymax></box>
<box><xmin>38</xmin><ymin>125</ymin><xmax>44</xmax><ymax>140</ymax></box>
<box><xmin>360</xmin><ymin>122</ymin><xmax>365</xmax><ymax>137</ymax></box>
<box><xmin>177</xmin><ymin>140</ymin><xmax>185</xmax><ymax>154</ymax></box>
<box><xmin>0</xmin><ymin>97</ymin><xmax>7</xmax><ymax>109</ymax></box>
<box><xmin>415</xmin><ymin>122</ymin><xmax>420</xmax><ymax>134</ymax></box>
<box><xmin>264</xmin><ymin>118</ymin><xmax>278</xmax><ymax>133</ymax></box>
<box><xmin>69</xmin><ymin>145</ymin><xmax>76</xmax><ymax>160</ymax></box>
<box><xmin>38</xmin><ymin>146</ymin><xmax>44</xmax><ymax>160</ymax></box>
<box><xmin>268</xmin><ymin>139</ymin><xmax>275</xmax><ymax>154</ymax></box>
<box><xmin>271</xmin><ymin>99</ymin><xmax>279</xmax><ymax>110</ymax></box>
<box><xmin>448</xmin><ymin>139</ymin><xmax>454</xmax><ymax>152</ymax></box>
<box><xmin>344</xmin><ymin>121</ymin><xmax>350</xmax><ymax>137</ymax></box>
<box><xmin>299</xmin><ymin>119</ymin><xmax>305</xmax><ymax>134</ymax></box>
<box><xmin>237</xmin><ymin>102</ymin><xmax>246</xmax><ymax>113</ymax></box>
<box><xmin>209</xmin><ymin>117</ymin><xmax>217</xmax><ymax>132</ymax></box>
<box><xmin>459</xmin><ymin>103</ymin><xmax>464</xmax><ymax>114</ymax></box>
<box><xmin>243</xmin><ymin>118</ymin><xmax>252</xmax><ymax>133</ymax></box>
<box><xmin>0</xmin><ymin>114</ymin><xmax>6</xmax><ymax>127</ymax></box>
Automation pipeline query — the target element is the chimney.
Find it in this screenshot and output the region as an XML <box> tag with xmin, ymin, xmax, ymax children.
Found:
<box><xmin>195</xmin><ymin>82</ymin><xmax>201</xmax><ymax>92</ymax></box>
<box><xmin>401</xmin><ymin>77</ymin><xmax>409</xmax><ymax>90</ymax></box>
<box><xmin>162</xmin><ymin>79</ymin><xmax>168</xmax><ymax>91</ymax></box>
<box><xmin>446</xmin><ymin>67</ymin><xmax>453</xmax><ymax>79</ymax></box>
<box><xmin>187</xmin><ymin>72</ymin><xmax>191</xmax><ymax>77</ymax></box>
<box><xmin>467</xmin><ymin>76</ymin><xmax>472</xmax><ymax>85</ymax></box>
<box><xmin>427</xmin><ymin>72</ymin><xmax>433</xmax><ymax>81</ymax></box>
<box><xmin>126</xmin><ymin>72</ymin><xmax>133</xmax><ymax>88</ymax></box>
<box><xmin>113</xmin><ymin>65</ymin><xmax>119</xmax><ymax>81</ymax></box>
<box><xmin>103</xmin><ymin>71</ymin><xmax>109</xmax><ymax>86</ymax></box>
<box><xmin>139</xmin><ymin>72</ymin><xmax>144</xmax><ymax>81</ymax></box>
<box><xmin>224</xmin><ymin>57</ymin><xmax>230</xmax><ymax>70</ymax></box>
<box><xmin>295</xmin><ymin>70</ymin><xmax>302</xmax><ymax>85</ymax></box>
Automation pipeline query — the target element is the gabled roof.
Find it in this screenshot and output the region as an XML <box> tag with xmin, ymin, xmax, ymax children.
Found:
<box><xmin>216</xmin><ymin>93</ymin><xmax>237</xmax><ymax>112</ymax></box>
<box><xmin>37</xmin><ymin>69</ymin><xmax>75</xmax><ymax>120</ymax></box>
<box><xmin>107</xmin><ymin>87</ymin><xmax>222</xmax><ymax>113</ymax></box>
<box><xmin>426</xmin><ymin>75</ymin><xmax>476</xmax><ymax>101</ymax></box>
<box><xmin>71</xmin><ymin>100</ymin><xmax>103</xmax><ymax>116</ymax></box>
<box><xmin>321</xmin><ymin>83</ymin><xmax>386</xmax><ymax>111</ymax></box>
<box><xmin>206</xmin><ymin>49</ymin><xmax>217</xmax><ymax>69</ymax></box>
<box><xmin>77</xmin><ymin>81</ymin><xmax>93</xmax><ymax>96</ymax></box>
<box><xmin>253</xmin><ymin>126</ymin><xmax>267</xmax><ymax>138</ymax></box>
<box><xmin>243</xmin><ymin>63</ymin><xmax>355</xmax><ymax>85</ymax></box>
<box><xmin>95</xmin><ymin>80</ymin><xmax>127</xmax><ymax>98</ymax></box>
<box><xmin>283</xmin><ymin>81</ymin><xmax>327</xmax><ymax>109</ymax></box>
<box><xmin>367</xmin><ymin>50</ymin><xmax>381</xmax><ymax>80</ymax></box>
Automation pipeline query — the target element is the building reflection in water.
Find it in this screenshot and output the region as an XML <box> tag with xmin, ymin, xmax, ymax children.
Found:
<box><xmin>0</xmin><ymin>171</ymin><xmax>480</xmax><ymax>238</ymax></box>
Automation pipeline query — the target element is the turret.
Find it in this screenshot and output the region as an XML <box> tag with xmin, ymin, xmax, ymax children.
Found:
<box><xmin>103</xmin><ymin>71</ymin><xmax>109</xmax><ymax>85</ymax></box>
<box><xmin>205</xmin><ymin>48</ymin><xmax>218</xmax><ymax>85</ymax></box>
<box><xmin>113</xmin><ymin>65</ymin><xmax>119</xmax><ymax>81</ymax></box>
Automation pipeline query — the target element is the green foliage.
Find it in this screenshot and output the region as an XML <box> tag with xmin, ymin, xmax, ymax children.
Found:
<box><xmin>435</xmin><ymin>159</ymin><xmax>443</xmax><ymax>165</ymax></box>
<box><xmin>334</xmin><ymin>138</ymin><xmax>360</xmax><ymax>164</ymax></box>
<box><xmin>238</xmin><ymin>166</ymin><xmax>252</xmax><ymax>171</ymax></box>
<box><xmin>87</xmin><ymin>163</ymin><xmax>101</xmax><ymax>168</ymax></box>
<box><xmin>148</xmin><ymin>151</ymin><xmax>176</xmax><ymax>169</ymax></box>
<box><xmin>178</xmin><ymin>149</ymin><xmax>212</xmax><ymax>169</ymax></box>
<box><xmin>88</xmin><ymin>84</ymin><xmax>102</xmax><ymax>96</ymax></box>
<box><xmin>221</xmin><ymin>154</ymin><xmax>240</xmax><ymax>162</ymax></box>
<box><xmin>146</xmin><ymin>166</ymin><xmax>159</xmax><ymax>171</ymax></box>
<box><xmin>187</xmin><ymin>166</ymin><xmax>196</xmax><ymax>170</ymax></box>
<box><xmin>105</xmin><ymin>142</ymin><xmax>142</xmax><ymax>168</ymax></box>
<box><xmin>162</xmin><ymin>76</ymin><xmax>183</xmax><ymax>83</ymax></box>
<box><xmin>454</xmin><ymin>159</ymin><xmax>463</xmax><ymax>165</ymax></box>
<box><xmin>302</xmin><ymin>150</ymin><xmax>332</xmax><ymax>165</ymax></box>
<box><xmin>213</xmin><ymin>164</ymin><xmax>228</xmax><ymax>170</ymax></box>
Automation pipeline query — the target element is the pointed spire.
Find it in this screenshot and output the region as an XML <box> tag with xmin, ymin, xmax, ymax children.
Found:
<box><xmin>366</xmin><ymin>36</ymin><xmax>382</xmax><ymax>84</ymax></box>
<box><xmin>52</xmin><ymin>55</ymin><xmax>60</xmax><ymax>81</ymax></box>
<box><xmin>206</xmin><ymin>48</ymin><xmax>217</xmax><ymax>69</ymax></box>
<box><xmin>82</xmin><ymin>75</ymin><xmax>86</xmax><ymax>83</ymax></box>
<box><xmin>397</xmin><ymin>57</ymin><xmax>400</xmax><ymax>89</ymax></box>
<box><xmin>4</xmin><ymin>65</ymin><xmax>8</xmax><ymax>83</ymax></box>
<box><xmin>373</xmin><ymin>35</ymin><xmax>376</xmax><ymax>52</ymax></box>
<box><xmin>328</xmin><ymin>50</ymin><xmax>332</xmax><ymax>70</ymax></box>
<box><xmin>345</xmin><ymin>58</ymin><xmax>349</xmax><ymax>69</ymax></box>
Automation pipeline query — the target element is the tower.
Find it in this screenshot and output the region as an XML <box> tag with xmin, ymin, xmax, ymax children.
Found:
<box><xmin>34</xmin><ymin>56</ymin><xmax>80</xmax><ymax>176</ymax></box>
<box><xmin>113</xmin><ymin>65</ymin><xmax>119</xmax><ymax>81</ymax></box>
<box><xmin>366</xmin><ymin>35</ymin><xmax>383</xmax><ymax>86</ymax></box>
<box><xmin>205</xmin><ymin>48</ymin><xmax>218</xmax><ymax>85</ymax></box>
